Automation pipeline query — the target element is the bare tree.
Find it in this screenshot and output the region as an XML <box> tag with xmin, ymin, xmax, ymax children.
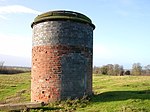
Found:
<box><xmin>114</xmin><ymin>64</ymin><xmax>123</xmax><ymax>76</ymax></box>
<box><xmin>144</xmin><ymin>65</ymin><xmax>150</xmax><ymax>76</ymax></box>
<box><xmin>131</xmin><ymin>63</ymin><xmax>142</xmax><ymax>75</ymax></box>
<box><xmin>0</xmin><ymin>61</ymin><xmax>4</xmax><ymax>71</ymax></box>
<box><xmin>93</xmin><ymin>66</ymin><xmax>100</xmax><ymax>74</ymax></box>
<box><xmin>107</xmin><ymin>64</ymin><xmax>114</xmax><ymax>75</ymax></box>
<box><xmin>119</xmin><ymin>65</ymin><xmax>124</xmax><ymax>76</ymax></box>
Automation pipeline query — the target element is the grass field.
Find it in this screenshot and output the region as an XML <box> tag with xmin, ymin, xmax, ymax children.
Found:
<box><xmin>0</xmin><ymin>73</ymin><xmax>150</xmax><ymax>112</ymax></box>
<box><xmin>0</xmin><ymin>73</ymin><xmax>30</xmax><ymax>104</ymax></box>
<box><xmin>78</xmin><ymin>75</ymin><xmax>150</xmax><ymax>112</ymax></box>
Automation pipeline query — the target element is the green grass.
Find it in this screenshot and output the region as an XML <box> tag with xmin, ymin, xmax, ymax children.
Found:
<box><xmin>0</xmin><ymin>73</ymin><xmax>30</xmax><ymax>104</ymax></box>
<box><xmin>0</xmin><ymin>73</ymin><xmax>150</xmax><ymax>112</ymax></box>
<box><xmin>77</xmin><ymin>75</ymin><xmax>150</xmax><ymax>112</ymax></box>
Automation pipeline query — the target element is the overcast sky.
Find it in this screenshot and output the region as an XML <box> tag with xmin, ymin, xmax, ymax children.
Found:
<box><xmin>0</xmin><ymin>0</ymin><xmax>150</xmax><ymax>68</ymax></box>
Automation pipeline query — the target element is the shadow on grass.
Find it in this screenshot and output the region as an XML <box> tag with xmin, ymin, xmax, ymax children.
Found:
<box><xmin>92</xmin><ymin>90</ymin><xmax>150</xmax><ymax>102</ymax></box>
<box><xmin>32</xmin><ymin>106</ymin><xmax>63</xmax><ymax>111</ymax></box>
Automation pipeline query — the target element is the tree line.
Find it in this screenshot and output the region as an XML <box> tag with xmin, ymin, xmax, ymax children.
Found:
<box><xmin>0</xmin><ymin>61</ymin><xmax>31</xmax><ymax>74</ymax></box>
<box><xmin>93</xmin><ymin>63</ymin><xmax>150</xmax><ymax>76</ymax></box>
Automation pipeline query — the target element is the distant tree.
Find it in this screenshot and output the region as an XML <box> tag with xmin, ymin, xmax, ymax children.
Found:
<box><xmin>107</xmin><ymin>64</ymin><xmax>114</xmax><ymax>75</ymax></box>
<box><xmin>113</xmin><ymin>64</ymin><xmax>120</xmax><ymax>76</ymax></box>
<box><xmin>112</xmin><ymin>64</ymin><xmax>124</xmax><ymax>76</ymax></box>
<box><xmin>144</xmin><ymin>65</ymin><xmax>150</xmax><ymax>76</ymax></box>
<box><xmin>99</xmin><ymin>64</ymin><xmax>124</xmax><ymax>76</ymax></box>
<box><xmin>119</xmin><ymin>65</ymin><xmax>124</xmax><ymax>76</ymax></box>
<box><xmin>131</xmin><ymin>63</ymin><xmax>142</xmax><ymax>75</ymax></box>
<box><xmin>124</xmin><ymin>70</ymin><xmax>131</xmax><ymax>75</ymax></box>
<box><xmin>100</xmin><ymin>65</ymin><xmax>108</xmax><ymax>75</ymax></box>
<box><xmin>93</xmin><ymin>66</ymin><xmax>100</xmax><ymax>74</ymax></box>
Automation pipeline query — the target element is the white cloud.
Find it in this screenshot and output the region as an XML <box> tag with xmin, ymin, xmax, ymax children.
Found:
<box><xmin>93</xmin><ymin>43</ymin><xmax>131</xmax><ymax>66</ymax></box>
<box><xmin>93</xmin><ymin>43</ymin><xmax>113</xmax><ymax>59</ymax></box>
<box><xmin>0</xmin><ymin>15</ymin><xmax>8</xmax><ymax>19</ymax></box>
<box><xmin>0</xmin><ymin>33</ymin><xmax>32</xmax><ymax>58</ymax></box>
<box><xmin>0</xmin><ymin>5</ymin><xmax>41</xmax><ymax>14</ymax></box>
<box><xmin>93</xmin><ymin>43</ymin><xmax>114</xmax><ymax>66</ymax></box>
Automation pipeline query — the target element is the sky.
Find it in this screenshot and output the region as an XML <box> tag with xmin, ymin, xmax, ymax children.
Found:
<box><xmin>0</xmin><ymin>0</ymin><xmax>150</xmax><ymax>68</ymax></box>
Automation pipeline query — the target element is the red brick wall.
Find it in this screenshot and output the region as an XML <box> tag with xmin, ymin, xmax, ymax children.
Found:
<box><xmin>32</xmin><ymin>45</ymin><xmax>61</xmax><ymax>102</ymax></box>
<box><xmin>31</xmin><ymin>45</ymin><xmax>92</xmax><ymax>103</ymax></box>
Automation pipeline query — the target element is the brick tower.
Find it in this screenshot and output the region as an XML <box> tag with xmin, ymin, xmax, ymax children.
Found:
<box><xmin>31</xmin><ymin>10</ymin><xmax>95</xmax><ymax>103</ymax></box>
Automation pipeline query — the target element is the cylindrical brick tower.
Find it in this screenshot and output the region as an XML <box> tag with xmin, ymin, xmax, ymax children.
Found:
<box><xmin>31</xmin><ymin>10</ymin><xmax>95</xmax><ymax>103</ymax></box>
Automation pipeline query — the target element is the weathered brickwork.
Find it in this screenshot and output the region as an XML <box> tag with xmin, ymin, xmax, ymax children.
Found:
<box><xmin>31</xmin><ymin>10</ymin><xmax>95</xmax><ymax>103</ymax></box>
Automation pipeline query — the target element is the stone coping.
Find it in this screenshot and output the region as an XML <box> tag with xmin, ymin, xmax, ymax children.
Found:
<box><xmin>31</xmin><ymin>10</ymin><xmax>95</xmax><ymax>29</ymax></box>
<box><xmin>0</xmin><ymin>102</ymin><xmax>44</xmax><ymax>111</ymax></box>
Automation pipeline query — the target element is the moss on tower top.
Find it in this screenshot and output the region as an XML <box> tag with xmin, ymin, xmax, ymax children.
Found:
<box><xmin>31</xmin><ymin>10</ymin><xmax>95</xmax><ymax>29</ymax></box>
